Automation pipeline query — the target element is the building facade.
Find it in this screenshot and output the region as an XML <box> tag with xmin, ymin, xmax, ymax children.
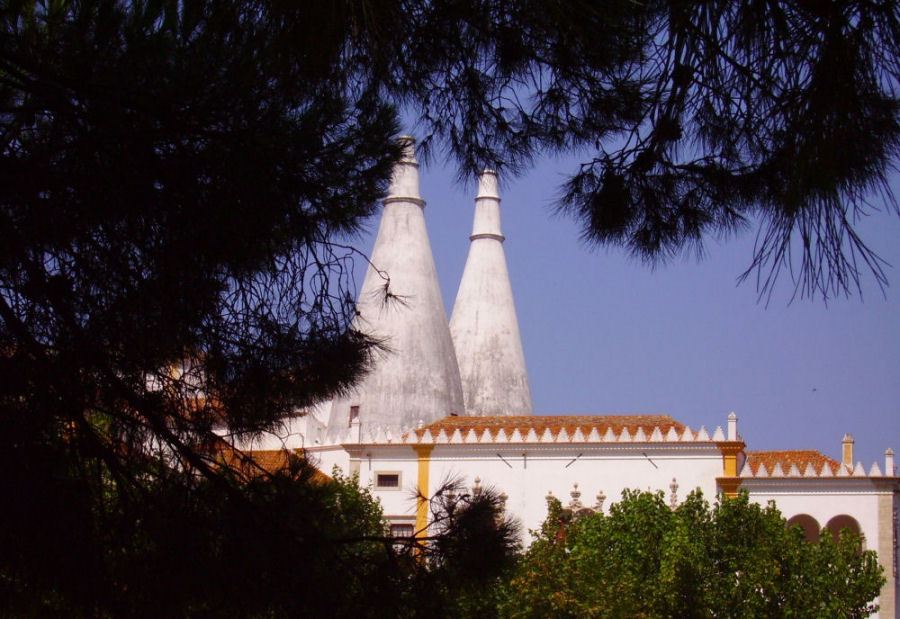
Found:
<box><xmin>240</xmin><ymin>139</ymin><xmax>899</xmax><ymax>616</ymax></box>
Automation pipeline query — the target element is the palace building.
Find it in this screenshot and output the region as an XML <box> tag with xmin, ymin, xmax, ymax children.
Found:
<box><xmin>238</xmin><ymin>138</ymin><xmax>899</xmax><ymax>617</ymax></box>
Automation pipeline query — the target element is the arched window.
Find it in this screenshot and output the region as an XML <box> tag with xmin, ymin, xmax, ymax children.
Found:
<box><xmin>786</xmin><ymin>514</ymin><xmax>821</xmax><ymax>542</ymax></box>
<box><xmin>824</xmin><ymin>514</ymin><xmax>863</xmax><ymax>545</ymax></box>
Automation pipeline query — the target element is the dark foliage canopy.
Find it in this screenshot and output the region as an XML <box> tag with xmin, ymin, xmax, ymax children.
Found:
<box><xmin>1</xmin><ymin>0</ymin><xmax>898</xmax><ymax>615</ymax></box>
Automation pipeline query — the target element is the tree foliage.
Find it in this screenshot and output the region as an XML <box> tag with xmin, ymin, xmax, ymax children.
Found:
<box><xmin>0</xmin><ymin>0</ymin><xmax>897</xmax><ymax>614</ymax></box>
<box><xmin>406</xmin><ymin>477</ymin><xmax>522</xmax><ymax>619</ymax></box>
<box><xmin>500</xmin><ymin>490</ymin><xmax>884</xmax><ymax>618</ymax></box>
<box><xmin>387</xmin><ymin>0</ymin><xmax>900</xmax><ymax>299</ymax></box>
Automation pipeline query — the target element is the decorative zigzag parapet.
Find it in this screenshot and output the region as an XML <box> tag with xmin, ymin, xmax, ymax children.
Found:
<box><xmin>738</xmin><ymin>449</ymin><xmax>893</xmax><ymax>479</ymax></box>
<box><xmin>317</xmin><ymin>418</ymin><xmax>896</xmax><ymax>480</ymax></box>
<box><xmin>315</xmin><ymin>422</ymin><xmax>717</xmax><ymax>446</ymax></box>
<box><xmin>398</xmin><ymin>427</ymin><xmax>719</xmax><ymax>445</ymax></box>
<box><xmin>394</xmin><ymin>421</ymin><xmax>725</xmax><ymax>445</ymax></box>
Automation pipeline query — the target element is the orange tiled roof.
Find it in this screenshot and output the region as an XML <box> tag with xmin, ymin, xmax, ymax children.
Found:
<box><xmin>745</xmin><ymin>450</ymin><xmax>843</xmax><ymax>476</ymax></box>
<box><xmin>412</xmin><ymin>414</ymin><xmax>685</xmax><ymax>439</ymax></box>
<box><xmin>218</xmin><ymin>447</ymin><xmax>331</xmax><ymax>482</ymax></box>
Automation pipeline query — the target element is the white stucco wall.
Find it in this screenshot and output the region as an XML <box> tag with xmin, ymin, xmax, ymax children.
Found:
<box><xmin>744</xmin><ymin>480</ymin><xmax>881</xmax><ymax>545</ymax></box>
<box><xmin>426</xmin><ymin>444</ymin><xmax>723</xmax><ymax>536</ymax></box>
<box><xmin>351</xmin><ymin>442</ymin><xmax>723</xmax><ymax>540</ymax></box>
<box><xmin>306</xmin><ymin>444</ymin><xmax>352</xmax><ymax>480</ymax></box>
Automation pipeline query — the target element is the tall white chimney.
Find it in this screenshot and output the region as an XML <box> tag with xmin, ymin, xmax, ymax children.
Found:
<box><xmin>450</xmin><ymin>170</ymin><xmax>533</xmax><ymax>415</ymax></box>
<box><xmin>327</xmin><ymin>137</ymin><xmax>464</xmax><ymax>437</ymax></box>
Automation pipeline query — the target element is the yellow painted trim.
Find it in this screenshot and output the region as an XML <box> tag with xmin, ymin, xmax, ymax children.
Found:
<box><xmin>716</xmin><ymin>441</ymin><xmax>745</xmax><ymax>498</ymax></box>
<box><xmin>716</xmin><ymin>477</ymin><xmax>742</xmax><ymax>498</ymax></box>
<box><xmin>723</xmin><ymin>453</ymin><xmax>737</xmax><ymax>477</ymax></box>
<box><xmin>413</xmin><ymin>445</ymin><xmax>434</xmax><ymax>538</ymax></box>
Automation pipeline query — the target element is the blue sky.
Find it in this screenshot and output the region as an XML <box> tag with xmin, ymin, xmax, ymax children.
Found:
<box><xmin>352</xmin><ymin>153</ymin><xmax>900</xmax><ymax>470</ymax></box>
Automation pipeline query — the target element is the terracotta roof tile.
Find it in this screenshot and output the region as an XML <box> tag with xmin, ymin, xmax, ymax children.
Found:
<box><xmin>745</xmin><ymin>450</ymin><xmax>843</xmax><ymax>476</ymax></box>
<box><xmin>411</xmin><ymin>414</ymin><xmax>685</xmax><ymax>440</ymax></box>
<box><xmin>218</xmin><ymin>447</ymin><xmax>331</xmax><ymax>482</ymax></box>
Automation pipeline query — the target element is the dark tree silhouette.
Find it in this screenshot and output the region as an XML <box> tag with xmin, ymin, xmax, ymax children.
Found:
<box><xmin>396</xmin><ymin>1</ymin><xmax>900</xmax><ymax>300</ymax></box>
<box><xmin>1</xmin><ymin>1</ymin><xmax>898</xmax><ymax>615</ymax></box>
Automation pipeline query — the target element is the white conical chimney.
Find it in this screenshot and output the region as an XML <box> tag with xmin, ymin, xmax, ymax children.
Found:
<box><xmin>450</xmin><ymin>170</ymin><xmax>533</xmax><ymax>415</ymax></box>
<box><xmin>326</xmin><ymin>137</ymin><xmax>464</xmax><ymax>437</ymax></box>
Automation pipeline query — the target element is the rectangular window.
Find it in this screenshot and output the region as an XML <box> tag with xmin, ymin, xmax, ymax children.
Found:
<box><xmin>375</xmin><ymin>472</ymin><xmax>401</xmax><ymax>489</ymax></box>
<box><xmin>349</xmin><ymin>405</ymin><xmax>359</xmax><ymax>426</ymax></box>
<box><xmin>389</xmin><ymin>523</ymin><xmax>414</xmax><ymax>538</ymax></box>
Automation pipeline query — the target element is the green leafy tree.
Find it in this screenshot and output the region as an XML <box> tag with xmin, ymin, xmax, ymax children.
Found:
<box><xmin>501</xmin><ymin>490</ymin><xmax>884</xmax><ymax>618</ymax></box>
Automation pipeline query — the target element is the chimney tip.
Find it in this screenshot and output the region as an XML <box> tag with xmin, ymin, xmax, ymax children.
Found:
<box><xmin>397</xmin><ymin>136</ymin><xmax>417</xmax><ymax>163</ymax></box>
<box><xmin>476</xmin><ymin>169</ymin><xmax>500</xmax><ymax>200</ymax></box>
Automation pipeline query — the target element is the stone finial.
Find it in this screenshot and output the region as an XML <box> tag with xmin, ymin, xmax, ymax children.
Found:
<box><xmin>727</xmin><ymin>411</ymin><xmax>738</xmax><ymax>441</ymax></box>
<box><xmin>568</xmin><ymin>483</ymin><xmax>583</xmax><ymax>510</ymax></box>
<box><xmin>595</xmin><ymin>490</ymin><xmax>606</xmax><ymax>512</ymax></box>
<box><xmin>476</xmin><ymin>169</ymin><xmax>500</xmax><ymax>200</ymax></box>
<box><xmin>545</xmin><ymin>490</ymin><xmax>555</xmax><ymax>504</ymax></box>
<box><xmin>842</xmin><ymin>433</ymin><xmax>855</xmax><ymax>469</ymax></box>
<box><xmin>472</xmin><ymin>476</ymin><xmax>482</xmax><ymax>496</ymax></box>
<box><xmin>498</xmin><ymin>491</ymin><xmax>508</xmax><ymax>510</ymax></box>
<box><xmin>886</xmin><ymin>448</ymin><xmax>895</xmax><ymax>476</ymax></box>
<box><xmin>386</xmin><ymin>136</ymin><xmax>421</xmax><ymax>203</ymax></box>
<box><xmin>669</xmin><ymin>478</ymin><xmax>679</xmax><ymax>509</ymax></box>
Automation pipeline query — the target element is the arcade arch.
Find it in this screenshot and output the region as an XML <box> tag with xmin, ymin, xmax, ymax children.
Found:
<box><xmin>786</xmin><ymin>514</ymin><xmax>820</xmax><ymax>542</ymax></box>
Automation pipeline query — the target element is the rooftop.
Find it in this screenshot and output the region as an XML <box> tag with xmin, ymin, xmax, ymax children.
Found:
<box><xmin>744</xmin><ymin>450</ymin><xmax>843</xmax><ymax>476</ymax></box>
<box><xmin>412</xmin><ymin>414</ymin><xmax>686</xmax><ymax>440</ymax></box>
<box><xmin>218</xmin><ymin>446</ymin><xmax>331</xmax><ymax>482</ymax></box>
